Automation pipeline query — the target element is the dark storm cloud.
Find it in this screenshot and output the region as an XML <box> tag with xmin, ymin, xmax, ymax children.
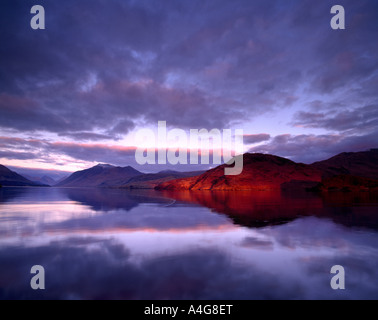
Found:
<box><xmin>0</xmin><ymin>0</ymin><xmax>249</xmax><ymax>137</ymax></box>
<box><xmin>0</xmin><ymin>0</ymin><xmax>377</xmax><ymax>163</ymax></box>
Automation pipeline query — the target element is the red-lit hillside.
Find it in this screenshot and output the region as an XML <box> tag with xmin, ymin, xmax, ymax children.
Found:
<box><xmin>156</xmin><ymin>153</ymin><xmax>322</xmax><ymax>191</ymax></box>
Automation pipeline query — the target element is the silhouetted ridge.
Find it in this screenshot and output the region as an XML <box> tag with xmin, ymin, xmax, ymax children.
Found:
<box><xmin>0</xmin><ymin>165</ymin><xmax>47</xmax><ymax>187</ymax></box>
<box><xmin>311</xmin><ymin>149</ymin><xmax>378</xmax><ymax>180</ymax></box>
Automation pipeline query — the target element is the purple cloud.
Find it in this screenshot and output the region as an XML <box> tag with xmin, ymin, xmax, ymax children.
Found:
<box><xmin>0</xmin><ymin>0</ymin><xmax>377</xmax><ymax>164</ymax></box>
<box><xmin>243</xmin><ymin>134</ymin><xmax>271</xmax><ymax>144</ymax></box>
<box><xmin>292</xmin><ymin>105</ymin><xmax>378</xmax><ymax>133</ymax></box>
<box><xmin>250</xmin><ymin>131</ymin><xmax>378</xmax><ymax>163</ymax></box>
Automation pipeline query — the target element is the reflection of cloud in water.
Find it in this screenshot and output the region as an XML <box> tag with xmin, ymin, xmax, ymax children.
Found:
<box><xmin>265</xmin><ymin>217</ymin><xmax>378</xmax><ymax>251</ymax></box>
<box><xmin>240</xmin><ymin>237</ymin><xmax>274</xmax><ymax>250</ymax></box>
<box><xmin>0</xmin><ymin>206</ymin><xmax>229</xmax><ymax>239</ymax></box>
<box><xmin>0</xmin><ymin>188</ymin><xmax>231</xmax><ymax>239</ymax></box>
<box><xmin>44</xmin><ymin>206</ymin><xmax>229</xmax><ymax>233</ymax></box>
<box><xmin>0</xmin><ymin>236</ymin><xmax>377</xmax><ymax>300</ymax></box>
<box><xmin>0</xmin><ymin>187</ymin><xmax>378</xmax><ymax>299</ymax></box>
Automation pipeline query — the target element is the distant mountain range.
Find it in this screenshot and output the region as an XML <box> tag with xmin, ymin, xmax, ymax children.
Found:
<box><xmin>24</xmin><ymin>175</ymin><xmax>57</xmax><ymax>186</ymax></box>
<box><xmin>56</xmin><ymin>163</ymin><xmax>204</xmax><ymax>189</ymax></box>
<box><xmin>1</xmin><ymin>149</ymin><xmax>378</xmax><ymax>191</ymax></box>
<box><xmin>55</xmin><ymin>164</ymin><xmax>142</xmax><ymax>188</ymax></box>
<box><xmin>0</xmin><ymin>165</ymin><xmax>47</xmax><ymax>187</ymax></box>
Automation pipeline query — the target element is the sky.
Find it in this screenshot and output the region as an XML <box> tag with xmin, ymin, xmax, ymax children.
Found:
<box><xmin>0</xmin><ymin>0</ymin><xmax>377</xmax><ymax>175</ymax></box>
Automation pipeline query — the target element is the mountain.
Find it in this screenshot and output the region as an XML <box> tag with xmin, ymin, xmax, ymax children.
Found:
<box><xmin>55</xmin><ymin>164</ymin><xmax>142</xmax><ymax>188</ymax></box>
<box><xmin>25</xmin><ymin>175</ymin><xmax>56</xmax><ymax>186</ymax></box>
<box><xmin>0</xmin><ymin>165</ymin><xmax>47</xmax><ymax>187</ymax></box>
<box><xmin>120</xmin><ymin>170</ymin><xmax>205</xmax><ymax>189</ymax></box>
<box><xmin>156</xmin><ymin>153</ymin><xmax>322</xmax><ymax>191</ymax></box>
<box><xmin>311</xmin><ymin>149</ymin><xmax>378</xmax><ymax>180</ymax></box>
<box><xmin>38</xmin><ymin>176</ymin><xmax>57</xmax><ymax>186</ymax></box>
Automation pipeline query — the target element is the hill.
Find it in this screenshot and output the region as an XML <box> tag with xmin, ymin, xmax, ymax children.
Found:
<box><xmin>55</xmin><ymin>164</ymin><xmax>142</xmax><ymax>188</ymax></box>
<box><xmin>120</xmin><ymin>170</ymin><xmax>205</xmax><ymax>189</ymax></box>
<box><xmin>156</xmin><ymin>153</ymin><xmax>322</xmax><ymax>191</ymax></box>
<box><xmin>24</xmin><ymin>175</ymin><xmax>56</xmax><ymax>186</ymax></box>
<box><xmin>311</xmin><ymin>149</ymin><xmax>378</xmax><ymax>179</ymax></box>
<box><xmin>0</xmin><ymin>165</ymin><xmax>47</xmax><ymax>187</ymax></box>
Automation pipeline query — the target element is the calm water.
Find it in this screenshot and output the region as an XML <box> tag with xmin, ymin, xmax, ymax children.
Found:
<box><xmin>0</xmin><ymin>187</ymin><xmax>377</xmax><ymax>300</ymax></box>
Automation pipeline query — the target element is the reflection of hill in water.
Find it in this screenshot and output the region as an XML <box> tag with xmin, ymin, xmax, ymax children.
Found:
<box><xmin>319</xmin><ymin>192</ymin><xmax>378</xmax><ymax>229</ymax></box>
<box><xmin>60</xmin><ymin>188</ymin><xmax>172</xmax><ymax>212</ymax></box>
<box><xmin>160</xmin><ymin>190</ymin><xmax>378</xmax><ymax>230</ymax></box>
<box><xmin>0</xmin><ymin>187</ymin><xmax>28</xmax><ymax>203</ymax></box>
<box><xmin>1</xmin><ymin>187</ymin><xmax>377</xmax><ymax>231</ymax></box>
<box><xmin>161</xmin><ymin>190</ymin><xmax>321</xmax><ymax>228</ymax></box>
<box><xmin>0</xmin><ymin>187</ymin><xmax>63</xmax><ymax>203</ymax></box>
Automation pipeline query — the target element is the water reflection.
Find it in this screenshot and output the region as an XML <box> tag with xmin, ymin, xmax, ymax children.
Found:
<box><xmin>61</xmin><ymin>188</ymin><xmax>173</xmax><ymax>212</ymax></box>
<box><xmin>0</xmin><ymin>188</ymin><xmax>230</xmax><ymax>238</ymax></box>
<box><xmin>161</xmin><ymin>190</ymin><xmax>378</xmax><ymax>230</ymax></box>
<box><xmin>0</xmin><ymin>187</ymin><xmax>377</xmax><ymax>300</ymax></box>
